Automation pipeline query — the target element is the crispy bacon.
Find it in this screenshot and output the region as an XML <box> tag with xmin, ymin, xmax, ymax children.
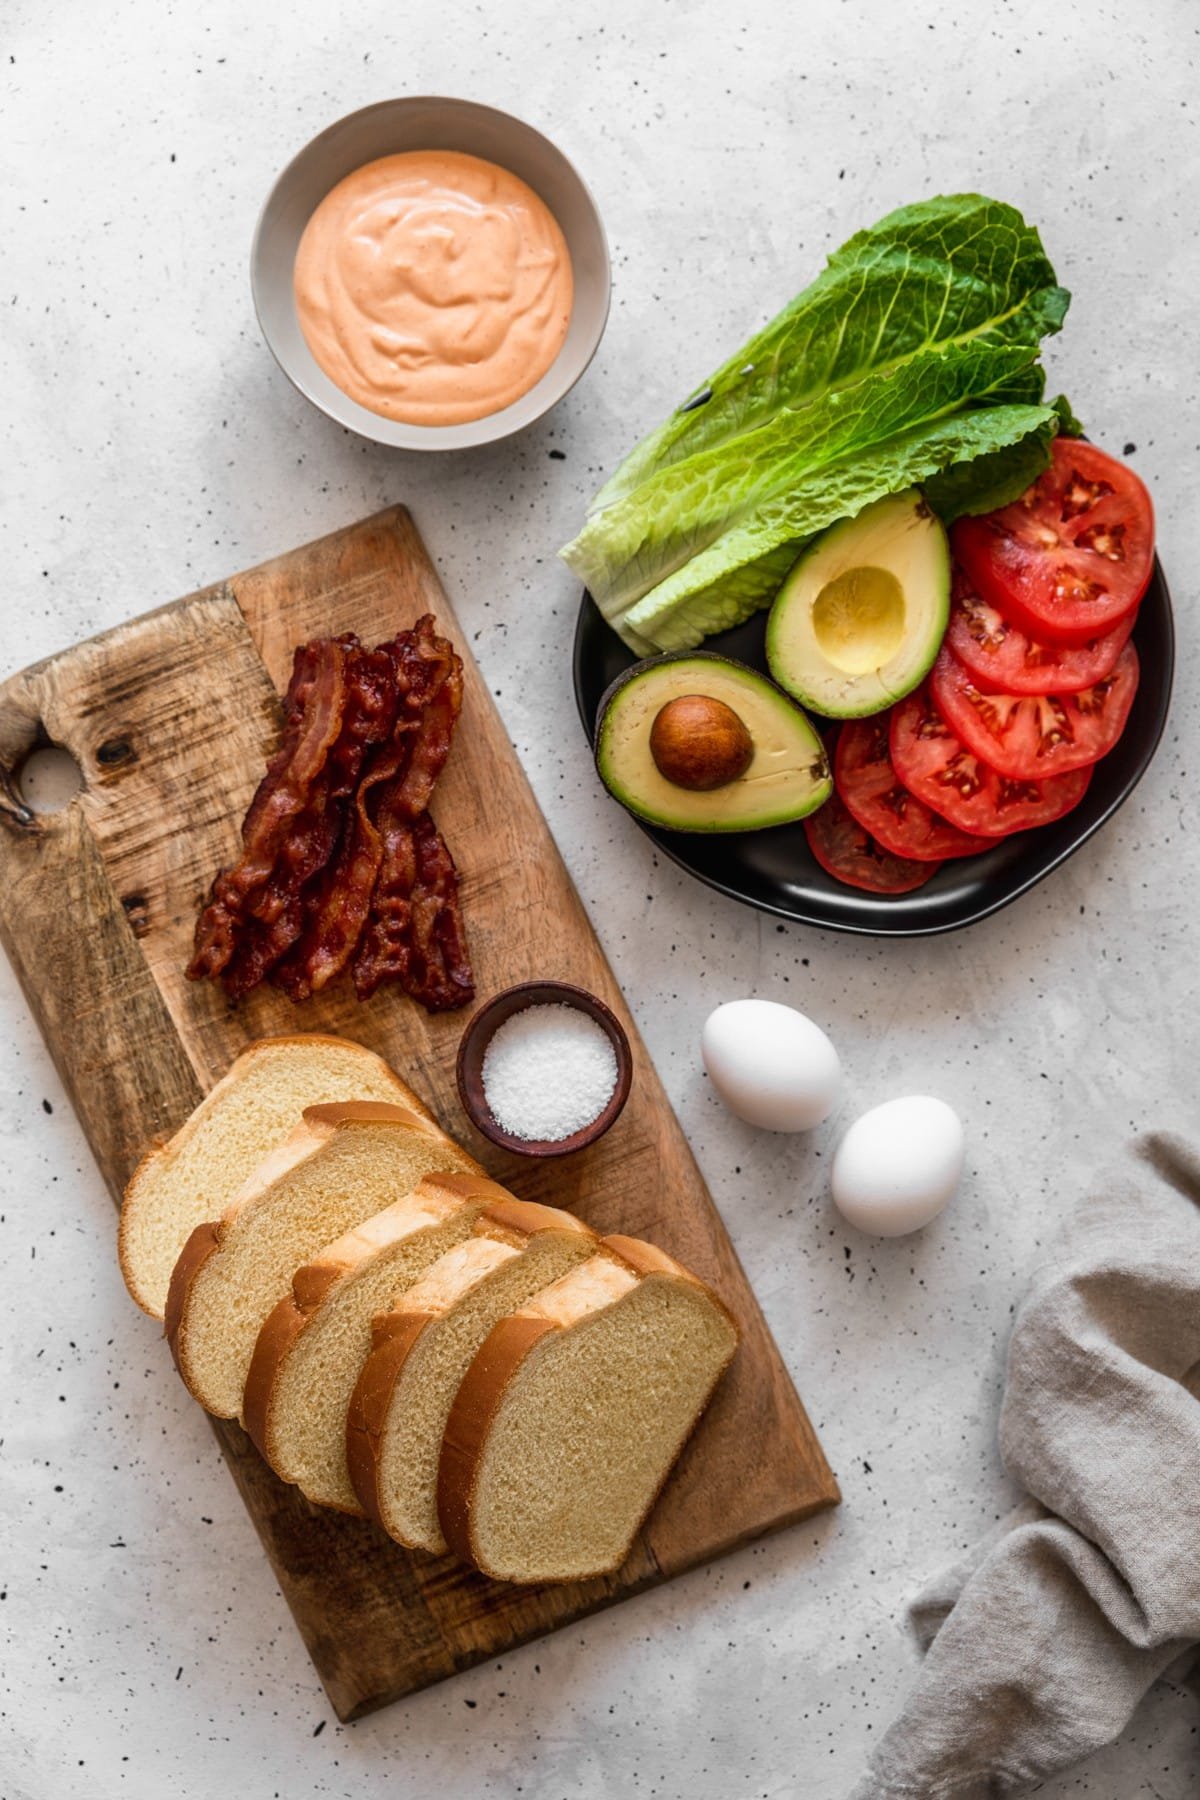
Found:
<box><xmin>408</xmin><ymin>813</ymin><xmax>475</xmax><ymax>1012</ymax></box>
<box><xmin>187</xmin><ymin>637</ymin><xmax>351</xmax><ymax>982</ymax></box>
<box><xmin>188</xmin><ymin>615</ymin><xmax>474</xmax><ymax>1015</ymax></box>
<box><xmin>188</xmin><ymin>614</ymin><xmax>473</xmax><ymax>1013</ymax></box>
<box><xmin>219</xmin><ymin>644</ymin><xmax>398</xmax><ymax>999</ymax></box>
<box><xmin>352</xmin><ymin>814</ymin><xmax>416</xmax><ymax>995</ymax></box>
<box><xmin>353</xmin><ymin>811</ymin><xmax>474</xmax><ymax>1012</ymax></box>
<box><xmin>346</xmin><ymin>624</ymin><xmax>470</xmax><ymax>1008</ymax></box>
<box><xmin>272</xmin><ymin>616</ymin><xmax>465</xmax><ymax>1002</ymax></box>
<box><xmin>384</xmin><ymin>620</ymin><xmax>464</xmax><ymax>818</ymax></box>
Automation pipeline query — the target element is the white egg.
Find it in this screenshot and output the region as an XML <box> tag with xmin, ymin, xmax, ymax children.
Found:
<box><xmin>701</xmin><ymin>998</ymin><xmax>841</xmax><ymax>1132</ymax></box>
<box><xmin>832</xmin><ymin>1095</ymin><xmax>964</xmax><ymax>1236</ymax></box>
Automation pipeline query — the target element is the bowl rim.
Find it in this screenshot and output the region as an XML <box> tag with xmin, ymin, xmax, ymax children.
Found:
<box><xmin>455</xmin><ymin>979</ymin><xmax>633</xmax><ymax>1158</ymax></box>
<box><xmin>250</xmin><ymin>95</ymin><xmax>612</xmax><ymax>452</ymax></box>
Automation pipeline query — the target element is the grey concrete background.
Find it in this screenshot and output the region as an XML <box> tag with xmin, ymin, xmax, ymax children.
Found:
<box><xmin>2</xmin><ymin>3</ymin><xmax>1196</xmax><ymax>1796</ymax></box>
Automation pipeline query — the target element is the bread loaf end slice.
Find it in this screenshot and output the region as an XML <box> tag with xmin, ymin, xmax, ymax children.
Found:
<box><xmin>120</xmin><ymin>1035</ymin><xmax>424</xmax><ymax>1319</ymax></box>
<box><xmin>346</xmin><ymin>1197</ymin><xmax>598</xmax><ymax>1547</ymax></box>
<box><xmin>437</xmin><ymin>1235</ymin><xmax>739</xmax><ymax>1584</ymax></box>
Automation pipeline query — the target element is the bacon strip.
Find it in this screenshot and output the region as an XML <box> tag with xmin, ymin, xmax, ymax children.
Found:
<box><xmin>348</xmin><ymin>626</ymin><xmax>470</xmax><ymax>1008</ymax></box>
<box><xmin>352</xmin><ymin>811</ymin><xmax>473</xmax><ymax>1011</ymax></box>
<box><xmin>407</xmin><ymin>813</ymin><xmax>475</xmax><ymax>1012</ymax></box>
<box><xmin>221</xmin><ymin>645</ymin><xmax>397</xmax><ymax>998</ymax></box>
<box><xmin>187</xmin><ymin>637</ymin><xmax>351</xmax><ymax>982</ymax></box>
<box><xmin>353</xmin><ymin>816</ymin><xmax>416</xmax><ymax>994</ymax></box>
<box><xmin>384</xmin><ymin>622</ymin><xmax>464</xmax><ymax>819</ymax></box>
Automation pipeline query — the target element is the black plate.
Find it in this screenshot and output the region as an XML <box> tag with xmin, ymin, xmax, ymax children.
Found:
<box><xmin>572</xmin><ymin>563</ymin><xmax>1174</xmax><ymax>936</ymax></box>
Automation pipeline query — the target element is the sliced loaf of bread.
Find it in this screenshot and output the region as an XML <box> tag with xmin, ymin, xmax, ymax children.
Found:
<box><xmin>165</xmin><ymin>1101</ymin><xmax>478</xmax><ymax>1420</ymax></box>
<box><xmin>437</xmin><ymin>1234</ymin><xmax>739</xmax><ymax>1584</ymax></box>
<box><xmin>120</xmin><ymin>1034</ymin><xmax>423</xmax><ymax>1319</ymax></box>
<box><xmin>345</xmin><ymin>1198</ymin><xmax>598</xmax><ymax>1546</ymax></box>
<box><xmin>243</xmin><ymin>1179</ymin><xmax>590</xmax><ymax>1513</ymax></box>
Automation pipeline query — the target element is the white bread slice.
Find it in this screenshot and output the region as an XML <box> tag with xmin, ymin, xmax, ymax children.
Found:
<box><xmin>437</xmin><ymin>1234</ymin><xmax>739</xmax><ymax>1583</ymax></box>
<box><xmin>244</xmin><ymin>1180</ymin><xmax>590</xmax><ymax>1515</ymax></box>
<box><xmin>120</xmin><ymin>1035</ymin><xmax>425</xmax><ymax>1319</ymax></box>
<box><xmin>165</xmin><ymin>1101</ymin><xmax>478</xmax><ymax>1420</ymax></box>
<box><xmin>344</xmin><ymin>1199</ymin><xmax>598</xmax><ymax>1546</ymax></box>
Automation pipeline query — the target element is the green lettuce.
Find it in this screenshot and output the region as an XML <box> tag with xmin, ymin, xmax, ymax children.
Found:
<box><xmin>923</xmin><ymin>415</ymin><xmax>1058</xmax><ymax>526</ymax></box>
<box><xmin>625</xmin><ymin>404</ymin><xmax>1057</xmax><ymax>651</ymax></box>
<box><xmin>561</xmin><ymin>194</ymin><xmax>1073</xmax><ymax>653</ymax></box>
<box><xmin>569</xmin><ymin>340</ymin><xmax>1048</xmax><ymax>624</ymax></box>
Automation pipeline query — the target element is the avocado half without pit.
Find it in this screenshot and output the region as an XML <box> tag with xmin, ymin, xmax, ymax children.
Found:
<box><xmin>766</xmin><ymin>489</ymin><xmax>950</xmax><ymax>717</ymax></box>
<box><xmin>595</xmin><ymin>652</ymin><xmax>832</xmax><ymax>833</ymax></box>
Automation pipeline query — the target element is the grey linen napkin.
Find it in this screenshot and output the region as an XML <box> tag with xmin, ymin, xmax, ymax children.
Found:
<box><xmin>849</xmin><ymin>1132</ymin><xmax>1200</xmax><ymax>1799</ymax></box>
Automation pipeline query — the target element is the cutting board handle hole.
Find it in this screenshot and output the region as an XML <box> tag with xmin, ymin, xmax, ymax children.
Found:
<box><xmin>15</xmin><ymin>745</ymin><xmax>85</xmax><ymax>816</ymax></box>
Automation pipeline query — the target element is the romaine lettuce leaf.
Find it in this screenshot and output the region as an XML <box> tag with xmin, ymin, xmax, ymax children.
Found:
<box><xmin>586</xmin><ymin>195</ymin><xmax>1069</xmax><ymax>515</ymax></box>
<box><xmin>569</xmin><ymin>340</ymin><xmax>1050</xmax><ymax>627</ymax></box>
<box><xmin>623</xmin><ymin>404</ymin><xmax>1060</xmax><ymax>651</ymax></box>
<box><xmin>1050</xmin><ymin>392</ymin><xmax>1085</xmax><ymax>437</ymax></box>
<box><xmin>923</xmin><ymin>416</ymin><xmax>1057</xmax><ymax>525</ymax></box>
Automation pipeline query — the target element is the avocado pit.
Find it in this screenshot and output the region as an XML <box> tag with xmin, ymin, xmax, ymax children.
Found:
<box><xmin>650</xmin><ymin>694</ymin><xmax>754</xmax><ymax>791</ymax></box>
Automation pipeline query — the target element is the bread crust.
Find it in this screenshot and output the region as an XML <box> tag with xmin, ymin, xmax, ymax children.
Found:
<box><xmin>163</xmin><ymin>1219</ymin><xmax>222</xmax><ymax>1385</ymax></box>
<box><xmin>344</xmin><ymin>1310</ymin><xmax>436</xmax><ymax>1526</ymax></box>
<box><xmin>119</xmin><ymin>1034</ymin><xmax>426</xmax><ymax>1317</ymax></box>
<box><xmin>242</xmin><ymin>1269</ymin><xmax>346</xmax><ymax>1461</ymax></box>
<box><xmin>603</xmin><ymin>1234</ymin><xmax>742</xmax><ymax>1340</ymax></box>
<box><xmin>600</xmin><ymin>1234</ymin><xmax>689</xmax><ymax>1280</ymax></box>
<box><xmin>300</xmin><ymin>1098</ymin><xmax>436</xmax><ymax>1131</ymax></box>
<box><xmin>437</xmin><ymin>1313</ymin><xmax>559</xmax><ymax>1568</ymax></box>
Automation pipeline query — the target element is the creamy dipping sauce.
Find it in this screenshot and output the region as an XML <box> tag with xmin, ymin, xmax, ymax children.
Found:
<box><xmin>293</xmin><ymin>150</ymin><xmax>574</xmax><ymax>426</ymax></box>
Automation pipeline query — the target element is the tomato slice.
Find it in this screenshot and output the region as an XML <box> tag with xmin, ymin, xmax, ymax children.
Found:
<box><xmin>953</xmin><ymin>439</ymin><xmax>1154</xmax><ymax>645</ymax></box>
<box><xmin>803</xmin><ymin>790</ymin><xmax>938</xmax><ymax>893</ymax></box>
<box><xmin>945</xmin><ymin>562</ymin><xmax>1136</xmax><ymax>696</ymax></box>
<box><xmin>890</xmin><ymin>683</ymin><xmax>1093</xmax><ymax>838</ymax></box>
<box><xmin>834</xmin><ymin>718</ymin><xmax>992</xmax><ymax>861</ymax></box>
<box><xmin>930</xmin><ymin>642</ymin><xmax>1139</xmax><ymax>781</ymax></box>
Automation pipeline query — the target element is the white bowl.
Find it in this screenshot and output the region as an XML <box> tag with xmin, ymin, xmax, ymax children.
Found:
<box><xmin>251</xmin><ymin>97</ymin><xmax>611</xmax><ymax>451</ymax></box>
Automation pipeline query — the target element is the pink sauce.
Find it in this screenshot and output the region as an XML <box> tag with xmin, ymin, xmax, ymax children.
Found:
<box><xmin>293</xmin><ymin>150</ymin><xmax>574</xmax><ymax>427</ymax></box>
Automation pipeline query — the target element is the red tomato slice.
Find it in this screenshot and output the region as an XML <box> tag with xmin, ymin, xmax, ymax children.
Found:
<box><xmin>803</xmin><ymin>790</ymin><xmax>938</xmax><ymax>893</ymax></box>
<box><xmin>834</xmin><ymin>718</ymin><xmax>992</xmax><ymax>861</ymax></box>
<box><xmin>953</xmin><ymin>439</ymin><xmax>1154</xmax><ymax>645</ymax></box>
<box><xmin>930</xmin><ymin>642</ymin><xmax>1139</xmax><ymax>781</ymax></box>
<box><xmin>945</xmin><ymin>562</ymin><xmax>1136</xmax><ymax>696</ymax></box>
<box><xmin>890</xmin><ymin>683</ymin><xmax>1093</xmax><ymax>838</ymax></box>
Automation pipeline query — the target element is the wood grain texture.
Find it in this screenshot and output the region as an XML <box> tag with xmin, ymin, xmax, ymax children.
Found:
<box><xmin>0</xmin><ymin>507</ymin><xmax>838</xmax><ymax>1720</ymax></box>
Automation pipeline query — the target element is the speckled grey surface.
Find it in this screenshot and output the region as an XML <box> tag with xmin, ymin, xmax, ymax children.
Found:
<box><xmin>1</xmin><ymin>4</ymin><xmax>1197</xmax><ymax>1797</ymax></box>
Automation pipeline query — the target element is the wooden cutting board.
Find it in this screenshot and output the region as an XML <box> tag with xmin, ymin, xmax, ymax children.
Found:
<box><xmin>0</xmin><ymin>507</ymin><xmax>838</xmax><ymax>1720</ymax></box>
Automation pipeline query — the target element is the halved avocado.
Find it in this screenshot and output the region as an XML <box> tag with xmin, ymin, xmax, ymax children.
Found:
<box><xmin>765</xmin><ymin>491</ymin><xmax>950</xmax><ymax>717</ymax></box>
<box><xmin>595</xmin><ymin>652</ymin><xmax>831</xmax><ymax>834</ymax></box>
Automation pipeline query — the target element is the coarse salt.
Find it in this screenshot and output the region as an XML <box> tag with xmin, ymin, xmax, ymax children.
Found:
<box><xmin>481</xmin><ymin>1003</ymin><xmax>618</xmax><ymax>1143</ymax></box>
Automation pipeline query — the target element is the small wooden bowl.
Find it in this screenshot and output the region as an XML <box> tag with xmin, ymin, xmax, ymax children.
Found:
<box><xmin>456</xmin><ymin>981</ymin><xmax>632</xmax><ymax>1159</ymax></box>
